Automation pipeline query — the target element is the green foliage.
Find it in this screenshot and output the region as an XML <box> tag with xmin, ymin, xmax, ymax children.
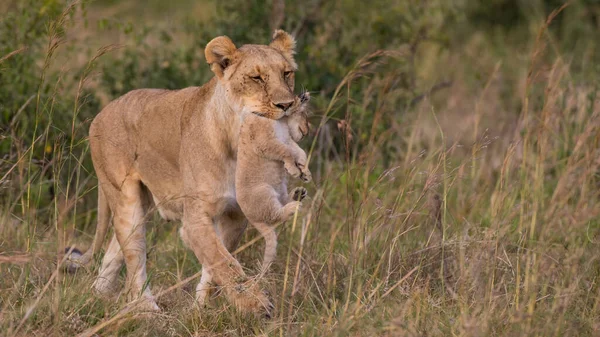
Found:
<box><xmin>2</xmin><ymin>0</ymin><xmax>600</xmax><ymax>335</ymax></box>
<box><xmin>0</xmin><ymin>0</ymin><xmax>62</xmax><ymax>139</ymax></box>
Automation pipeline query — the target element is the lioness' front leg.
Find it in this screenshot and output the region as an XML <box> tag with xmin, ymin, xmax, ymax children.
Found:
<box><xmin>181</xmin><ymin>197</ymin><xmax>272</xmax><ymax>315</ymax></box>
<box><xmin>194</xmin><ymin>206</ymin><xmax>247</xmax><ymax>305</ymax></box>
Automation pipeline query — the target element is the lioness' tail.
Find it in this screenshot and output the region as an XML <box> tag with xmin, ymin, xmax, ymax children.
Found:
<box><xmin>252</xmin><ymin>222</ymin><xmax>277</xmax><ymax>275</ymax></box>
<box><xmin>64</xmin><ymin>187</ymin><xmax>111</xmax><ymax>272</ymax></box>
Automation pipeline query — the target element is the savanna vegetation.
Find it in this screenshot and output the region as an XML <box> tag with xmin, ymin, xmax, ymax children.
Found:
<box><xmin>1</xmin><ymin>0</ymin><xmax>599</xmax><ymax>336</ymax></box>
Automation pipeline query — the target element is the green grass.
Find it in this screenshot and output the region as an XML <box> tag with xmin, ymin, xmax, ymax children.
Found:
<box><xmin>1</xmin><ymin>0</ymin><xmax>600</xmax><ymax>336</ymax></box>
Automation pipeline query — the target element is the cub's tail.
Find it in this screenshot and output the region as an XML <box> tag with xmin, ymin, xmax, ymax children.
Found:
<box><xmin>252</xmin><ymin>222</ymin><xmax>278</xmax><ymax>276</ymax></box>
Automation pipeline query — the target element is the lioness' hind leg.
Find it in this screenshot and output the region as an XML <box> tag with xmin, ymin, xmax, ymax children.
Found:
<box><xmin>109</xmin><ymin>179</ymin><xmax>159</xmax><ymax>311</ymax></box>
<box><xmin>93</xmin><ymin>234</ymin><xmax>123</xmax><ymax>296</ymax></box>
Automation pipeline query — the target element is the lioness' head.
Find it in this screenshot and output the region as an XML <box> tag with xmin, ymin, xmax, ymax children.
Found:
<box><xmin>205</xmin><ymin>30</ymin><xmax>298</xmax><ymax>120</ymax></box>
<box><xmin>287</xmin><ymin>92</ymin><xmax>311</xmax><ymax>142</ymax></box>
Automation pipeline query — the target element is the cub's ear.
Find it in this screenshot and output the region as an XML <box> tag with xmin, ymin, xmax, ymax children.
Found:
<box><xmin>205</xmin><ymin>36</ymin><xmax>237</xmax><ymax>78</ymax></box>
<box><xmin>270</xmin><ymin>30</ymin><xmax>296</xmax><ymax>63</ymax></box>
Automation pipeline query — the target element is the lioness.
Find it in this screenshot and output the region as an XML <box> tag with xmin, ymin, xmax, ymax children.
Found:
<box><xmin>236</xmin><ymin>92</ymin><xmax>311</xmax><ymax>279</ymax></box>
<box><xmin>70</xmin><ymin>30</ymin><xmax>301</xmax><ymax>316</ymax></box>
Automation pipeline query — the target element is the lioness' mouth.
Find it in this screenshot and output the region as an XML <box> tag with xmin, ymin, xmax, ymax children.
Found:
<box><xmin>251</xmin><ymin>109</ymin><xmax>286</xmax><ymax>120</ymax></box>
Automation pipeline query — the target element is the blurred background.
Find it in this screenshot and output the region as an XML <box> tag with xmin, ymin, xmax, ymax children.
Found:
<box><xmin>1</xmin><ymin>0</ymin><xmax>599</xmax><ymax>336</ymax></box>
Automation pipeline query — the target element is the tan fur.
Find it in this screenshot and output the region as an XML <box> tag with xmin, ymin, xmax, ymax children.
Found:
<box><xmin>236</xmin><ymin>93</ymin><xmax>311</xmax><ymax>274</ymax></box>
<box><xmin>270</xmin><ymin>30</ymin><xmax>297</xmax><ymax>67</ymax></box>
<box><xmin>73</xmin><ymin>31</ymin><xmax>301</xmax><ymax>316</ymax></box>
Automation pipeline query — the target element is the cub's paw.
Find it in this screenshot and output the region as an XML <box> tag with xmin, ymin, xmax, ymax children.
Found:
<box><xmin>294</xmin><ymin>158</ymin><xmax>311</xmax><ymax>182</ymax></box>
<box><xmin>299</xmin><ymin>167</ymin><xmax>312</xmax><ymax>183</ymax></box>
<box><xmin>282</xmin><ymin>201</ymin><xmax>302</xmax><ymax>220</ymax></box>
<box><xmin>299</xmin><ymin>91</ymin><xmax>310</xmax><ymax>103</ymax></box>
<box><xmin>284</xmin><ymin>162</ymin><xmax>302</xmax><ymax>178</ymax></box>
<box><xmin>291</xmin><ymin>187</ymin><xmax>308</xmax><ymax>201</ymax></box>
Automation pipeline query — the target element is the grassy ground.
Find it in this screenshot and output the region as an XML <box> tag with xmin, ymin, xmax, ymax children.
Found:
<box><xmin>1</xmin><ymin>1</ymin><xmax>600</xmax><ymax>336</ymax></box>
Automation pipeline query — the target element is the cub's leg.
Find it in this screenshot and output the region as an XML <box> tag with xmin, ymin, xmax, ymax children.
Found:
<box><xmin>288</xmin><ymin>142</ymin><xmax>312</xmax><ymax>182</ymax></box>
<box><xmin>246</xmin><ymin>186</ymin><xmax>301</xmax><ymax>274</ymax></box>
<box><xmin>278</xmin><ymin>201</ymin><xmax>302</xmax><ymax>222</ymax></box>
<box><xmin>93</xmin><ymin>234</ymin><xmax>124</xmax><ymax>296</ymax></box>
<box><xmin>255</xmin><ymin>136</ymin><xmax>303</xmax><ymax>180</ymax></box>
<box><xmin>108</xmin><ymin>178</ymin><xmax>159</xmax><ymax>311</ymax></box>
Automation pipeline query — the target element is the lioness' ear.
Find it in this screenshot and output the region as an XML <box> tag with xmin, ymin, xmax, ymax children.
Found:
<box><xmin>270</xmin><ymin>29</ymin><xmax>296</xmax><ymax>62</ymax></box>
<box><xmin>205</xmin><ymin>36</ymin><xmax>237</xmax><ymax>78</ymax></box>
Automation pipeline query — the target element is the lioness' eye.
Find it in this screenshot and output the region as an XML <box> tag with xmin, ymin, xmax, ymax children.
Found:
<box><xmin>250</xmin><ymin>75</ymin><xmax>263</xmax><ymax>83</ymax></box>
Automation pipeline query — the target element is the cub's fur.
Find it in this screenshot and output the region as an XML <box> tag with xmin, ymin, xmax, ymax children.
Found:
<box><xmin>236</xmin><ymin>93</ymin><xmax>311</xmax><ymax>274</ymax></box>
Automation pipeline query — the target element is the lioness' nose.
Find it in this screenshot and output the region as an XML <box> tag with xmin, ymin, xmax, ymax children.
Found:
<box><xmin>274</xmin><ymin>101</ymin><xmax>293</xmax><ymax>111</ymax></box>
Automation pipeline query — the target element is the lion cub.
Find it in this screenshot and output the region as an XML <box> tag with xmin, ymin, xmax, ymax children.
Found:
<box><xmin>236</xmin><ymin>92</ymin><xmax>312</xmax><ymax>274</ymax></box>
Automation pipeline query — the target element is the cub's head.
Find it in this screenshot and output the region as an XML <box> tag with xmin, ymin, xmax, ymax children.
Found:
<box><xmin>205</xmin><ymin>30</ymin><xmax>297</xmax><ymax>120</ymax></box>
<box><xmin>287</xmin><ymin>91</ymin><xmax>311</xmax><ymax>142</ymax></box>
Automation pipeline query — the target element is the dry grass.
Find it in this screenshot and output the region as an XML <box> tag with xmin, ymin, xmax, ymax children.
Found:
<box><xmin>1</xmin><ymin>1</ymin><xmax>599</xmax><ymax>336</ymax></box>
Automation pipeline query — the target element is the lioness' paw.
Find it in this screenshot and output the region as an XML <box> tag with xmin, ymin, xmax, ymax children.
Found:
<box><xmin>226</xmin><ymin>281</ymin><xmax>274</xmax><ymax>318</ymax></box>
<box><xmin>133</xmin><ymin>295</ymin><xmax>161</xmax><ymax>313</ymax></box>
<box><xmin>195</xmin><ymin>282</ymin><xmax>216</xmax><ymax>307</ymax></box>
<box><xmin>291</xmin><ymin>187</ymin><xmax>308</xmax><ymax>201</ymax></box>
<box><xmin>92</xmin><ymin>277</ymin><xmax>120</xmax><ymax>298</ymax></box>
<box><xmin>285</xmin><ymin>162</ymin><xmax>302</xmax><ymax>178</ymax></box>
